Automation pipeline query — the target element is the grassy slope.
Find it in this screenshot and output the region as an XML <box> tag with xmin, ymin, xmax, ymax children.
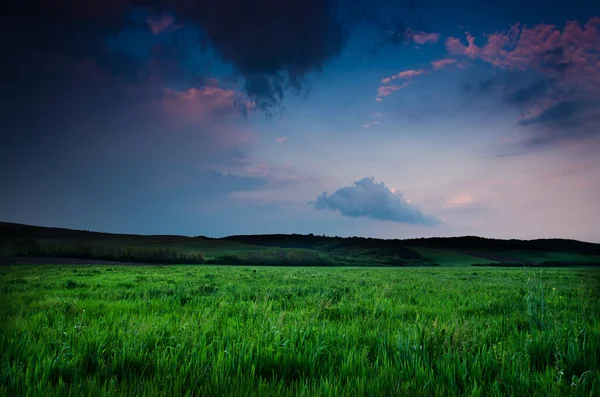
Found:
<box><xmin>116</xmin><ymin>240</ymin><xmax>272</xmax><ymax>259</ymax></box>
<box><xmin>467</xmin><ymin>250</ymin><xmax>600</xmax><ymax>264</ymax></box>
<box><xmin>3</xmin><ymin>222</ymin><xmax>600</xmax><ymax>266</ymax></box>
<box><xmin>408</xmin><ymin>247</ymin><xmax>498</xmax><ymax>266</ymax></box>
<box><xmin>1</xmin><ymin>265</ymin><xmax>599</xmax><ymax>396</ymax></box>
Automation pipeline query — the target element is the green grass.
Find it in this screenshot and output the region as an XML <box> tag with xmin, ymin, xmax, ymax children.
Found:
<box><xmin>1</xmin><ymin>265</ymin><xmax>599</xmax><ymax>396</ymax></box>
<box><xmin>473</xmin><ymin>250</ymin><xmax>600</xmax><ymax>264</ymax></box>
<box><xmin>409</xmin><ymin>247</ymin><xmax>498</xmax><ymax>266</ymax></box>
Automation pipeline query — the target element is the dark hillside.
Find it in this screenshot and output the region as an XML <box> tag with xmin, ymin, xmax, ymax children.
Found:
<box><xmin>223</xmin><ymin>234</ymin><xmax>422</xmax><ymax>258</ymax></box>
<box><xmin>2</xmin><ymin>222</ymin><xmax>599</xmax><ymax>266</ymax></box>
<box><xmin>405</xmin><ymin>236</ymin><xmax>600</xmax><ymax>255</ymax></box>
<box><xmin>0</xmin><ymin>222</ymin><xmax>197</xmax><ymax>243</ymax></box>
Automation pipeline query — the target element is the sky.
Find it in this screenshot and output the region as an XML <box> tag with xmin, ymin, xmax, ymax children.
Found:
<box><xmin>1</xmin><ymin>0</ymin><xmax>600</xmax><ymax>242</ymax></box>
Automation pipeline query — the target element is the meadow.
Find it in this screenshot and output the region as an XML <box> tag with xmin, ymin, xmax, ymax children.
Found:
<box><xmin>1</xmin><ymin>265</ymin><xmax>599</xmax><ymax>396</ymax></box>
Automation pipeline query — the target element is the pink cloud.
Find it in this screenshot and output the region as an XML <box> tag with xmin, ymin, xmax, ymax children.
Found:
<box><xmin>411</xmin><ymin>32</ymin><xmax>441</xmax><ymax>45</ymax></box>
<box><xmin>214</xmin><ymin>159</ymin><xmax>302</xmax><ymax>190</ymax></box>
<box><xmin>445</xmin><ymin>18</ymin><xmax>600</xmax><ymax>91</ymax></box>
<box><xmin>161</xmin><ymin>86</ymin><xmax>240</xmax><ymax>121</ymax></box>
<box><xmin>146</xmin><ymin>15</ymin><xmax>178</xmax><ymax>35</ymax></box>
<box><xmin>431</xmin><ymin>58</ymin><xmax>458</xmax><ymax>70</ymax></box>
<box><xmin>275</xmin><ymin>137</ymin><xmax>289</xmax><ymax>143</ymax></box>
<box><xmin>381</xmin><ymin>69</ymin><xmax>427</xmax><ymax>84</ymax></box>
<box><xmin>443</xmin><ymin>194</ymin><xmax>477</xmax><ymax>208</ymax></box>
<box><xmin>445</xmin><ymin>33</ymin><xmax>480</xmax><ymax>59</ymax></box>
<box><xmin>377</xmin><ymin>82</ymin><xmax>412</xmax><ymax>97</ymax></box>
<box><xmin>157</xmin><ymin>85</ymin><xmax>255</xmax><ymax>145</ymax></box>
<box><xmin>405</xmin><ymin>29</ymin><xmax>441</xmax><ymax>45</ymax></box>
<box><xmin>444</xmin><ymin>17</ymin><xmax>600</xmax><ymax>131</ymax></box>
<box><xmin>375</xmin><ymin>97</ymin><xmax>383</xmax><ymax>102</ymax></box>
<box><xmin>397</xmin><ymin>69</ymin><xmax>427</xmax><ymax>79</ymax></box>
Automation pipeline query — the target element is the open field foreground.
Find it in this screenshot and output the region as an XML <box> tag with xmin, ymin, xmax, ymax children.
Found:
<box><xmin>1</xmin><ymin>265</ymin><xmax>599</xmax><ymax>396</ymax></box>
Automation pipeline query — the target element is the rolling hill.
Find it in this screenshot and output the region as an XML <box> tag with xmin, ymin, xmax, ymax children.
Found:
<box><xmin>1</xmin><ymin>222</ymin><xmax>599</xmax><ymax>266</ymax></box>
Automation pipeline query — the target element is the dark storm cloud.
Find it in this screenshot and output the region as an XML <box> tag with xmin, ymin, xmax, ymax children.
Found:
<box><xmin>309</xmin><ymin>177</ymin><xmax>440</xmax><ymax>225</ymax></box>
<box><xmin>1</xmin><ymin>0</ymin><xmax>413</xmax><ymax>116</ymax></box>
<box><xmin>506</xmin><ymin>79</ymin><xmax>551</xmax><ymax>105</ymax></box>
<box><xmin>516</xmin><ymin>100</ymin><xmax>600</xmax><ymax>147</ymax></box>
<box><xmin>175</xmin><ymin>0</ymin><xmax>349</xmax><ymax>114</ymax></box>
<box><xmin>1</xmin><ymin>1</ymin><xmax>136</xmax><ymax>81</ymax></box>
<box><xmin>478</xmin><ymin>77</ymin><xmax>495</xmax><ymax>92</ymax></box>
<box><xmin>461</xmin><ymin>76</ymin><xmax>496</xmax><ymax>96</ymax></box>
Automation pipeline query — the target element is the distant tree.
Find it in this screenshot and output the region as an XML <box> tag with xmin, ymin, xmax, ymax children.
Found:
<box><xmin>10</xmin><ymin>239</ymin><xmax>43</xmax><ymax>256</ymax></box>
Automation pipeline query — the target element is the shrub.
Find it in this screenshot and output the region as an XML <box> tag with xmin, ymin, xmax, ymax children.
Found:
<box><xmin>12</xmin><ymin>243</ymin><xmax>206</xmax><ymax>264</ymax></box>
<box><xmin>9</xmin><ymin>239</ymin><xmax>43</xmax><ymax>256</ymax></box>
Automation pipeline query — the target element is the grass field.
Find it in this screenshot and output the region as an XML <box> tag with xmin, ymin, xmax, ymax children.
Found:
<box><xmin>468</xmin><ymin>250</ymin><xmax>600</xmax><ymax>264</ymax></box>
<box><xmin>1</xmin><ymin>265</ymin><xmax>599</xmax><ymax>396</ymax></box>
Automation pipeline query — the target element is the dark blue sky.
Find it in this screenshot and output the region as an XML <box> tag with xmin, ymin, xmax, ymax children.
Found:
<box><xmin>1</xmin><ymin>0</ymin><xmax>599</xmax><ymax>241</ymax></box>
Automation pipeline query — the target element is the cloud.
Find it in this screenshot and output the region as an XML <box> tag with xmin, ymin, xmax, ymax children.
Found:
<box><xmin>442</xmin><ymin>194</ymin><xmax>481</xmax><ymax>210</ymax></box>
<box><xmin>361</xmin><ymin>121</ymin><xmax>381</xmax><ymax>128</ymax></box>
<box><xmin>377</xmin><ymin>82</ymin><xmax>412</xmax><ymax>97</ymax></box>
<box><xmin>217</xmin><ymin>157</ymin><xmax>325</xmax><ymax>207</ymax></box>
<box><xmin>431</xmin><ymin>58</ymin><xmax>457</xmax><ymax>70</ymax></box>
<box><xmin>381</xmin><ymin>69</ymin><xmax>427</xmax><ymax>84</ymax></box>
<box><xmin>353</xmin><ymin>1</ymin><xmax>425</xmax><ymax>52</ymax></box>
<box><xmin>397</xmin><ymin>69</ymin><xmax>427</xmax><ymax>79</ymax></box>
<box><xmin>444</xmin><ymin>194</ymin><xmax>476</xmax><ymax>207</ymax></box>
<box><xmin>438</xmin><ymin>193</ymin><xmax>490</xmax><ymax>215</ymax></box>
<box><xmin>373</xmin><ymin>112</ymin><xmax>385</xmax><ymax>118</ymax></box>
<box><xmin>444</xmin><ymin>33</ymin><xmax>483</xmax><ymax>61</ymax></box>
<box><xmin>444</xmin><ymin>17</ymin><xmax>600</xmax><ymax>146</ymax></box>
<box><xmin>275</xmin><ymin>137</ymin><xmax>289</xmax><ymax>143</ymax></box>
<box><xmin>211</xmin><ymin>159</ymin><xmax>312</xmax><ymax>204</ymax></box>
<box><xmin>178</xmin><ymin>1</ymin><xmax>350</xmax><ymax>115</ymax></box>
<box><xmin>445</xmin><ymin>18</ymin><xmax>600</xmax><ymax>91</ymax></box>
<box><xmin>517</xmin><ymin>100</ymin><xmax>592</xmax><ymax>126</ymax></box>
<box><xmin>160</xmin><ymin>85</ymin><xmax>248</xmax><ymax>125</ymax></box>
<box><xmin>406</xmin><ymin>30</ymin><xmax>441</xmax><ymax>45</ymax></box>
<box><xmin>217</xmin><ymin>162</ymin><xmax>279</xmax><ymax>179</ymax></box>
<box><xmin>3</xmin><ymin>0</ymin><xmax>387</xmax><ymax>116</ymax></box>
<box><xmin>375</xmin><ymin>97</ymin><xmax>383</xmax><ymax>102</ymax></box>
<box><xmin>506</xmin><ymin>78</ymin><xmax>551</xmax><ymax>105</ymax></box>
<box><xmin>309</xmin><ymin>177</ymin><xmax>440</xmax><ymax>225</ymax></box>
<box><xmin>461</xmin><ymin>76</ymin><xmax>497</xmax><ymax>99</ymax></box>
